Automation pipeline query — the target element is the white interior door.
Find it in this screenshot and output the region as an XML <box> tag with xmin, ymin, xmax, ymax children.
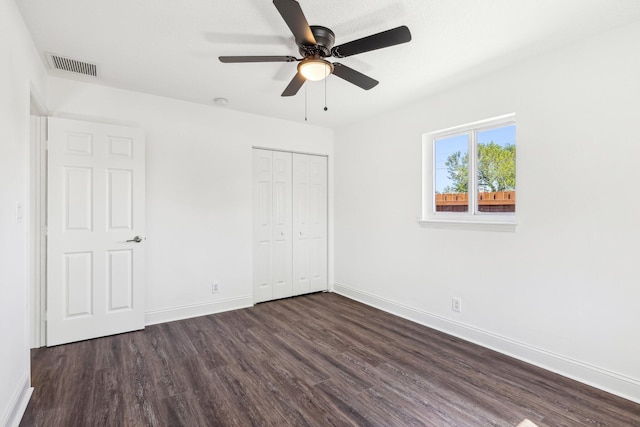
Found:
<box><xmin>47</xmin><ymin>117</ymin><xmax>145</xmax><ymax>346</ymax></box>
<box><xmin>253</xmin><ymin>149</ymin><xmax>293</xmax><ymax>303</ymax></box>
<box><xmin>293</xmin><ymin>153</ymin><xmax>328</xmax><ymax>295</ymax></box>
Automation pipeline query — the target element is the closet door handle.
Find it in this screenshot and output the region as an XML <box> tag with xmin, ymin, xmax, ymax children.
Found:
<box><xmin>126</xmin><ymin>236</ymin><xmax>143</xmax><ymax>243</ymax></box>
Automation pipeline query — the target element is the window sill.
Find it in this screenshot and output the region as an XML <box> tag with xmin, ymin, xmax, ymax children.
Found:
<box><xmin>418</xmin><ymin>219</ymin><xmax>517</xmax><ymax>232</ymax></box>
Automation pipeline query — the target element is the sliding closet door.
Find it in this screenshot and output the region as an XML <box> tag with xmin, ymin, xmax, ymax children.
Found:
<box><xmin>252</xmin><ymin>149</ymin><xmax>293</xmax><ymax>303</ymax></box>
<box><xmin>292</xmin><ymin>153</ymin><xmax>328</xmax><ymax>295</ymax></box>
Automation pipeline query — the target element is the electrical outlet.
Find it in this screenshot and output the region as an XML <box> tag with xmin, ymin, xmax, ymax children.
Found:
<box><xmin>212</xmin><ymin>282</ymin><xmax>220</xmax><ymax>294</ymax></box>
<box><xmin>452</xmin><ymin>297</ymin><xmax>462</xmax><ymax>313</ymax></box>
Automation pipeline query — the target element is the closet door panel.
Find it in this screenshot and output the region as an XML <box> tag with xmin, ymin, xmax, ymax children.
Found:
<box><xmin>253</xmin><ymin>149</ymin><xmax>274</xmax><ymax>303</ymax></box>
<box><xmin>292</xmin><ymin>154</ymin><xmax>311</xmax><ymax>295</ymax></box>
<box><xmin>309</xmin><ymin>155</ymin><xmax>328</xmax><ymax>292</ymax></box>
<box><xmin>293</xmin><ymin>154</ymin><xmax>327</xmax><ymax>296</ymax></box>
<box><xmin>271</xmin><ymin>151</ymin><xmax>293</xmax><ymax>299</ymax></box>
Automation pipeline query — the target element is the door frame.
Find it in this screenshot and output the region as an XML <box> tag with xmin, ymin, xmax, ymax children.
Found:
<box><xmin>29</xmin><ymin>91</ymin><xmax>48</xmax><ymax>348</ymax></box>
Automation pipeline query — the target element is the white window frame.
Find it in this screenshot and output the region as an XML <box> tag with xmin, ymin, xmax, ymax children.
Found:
<box><xmin>420</xmin><ymin>113</ymin><xmax>517</xmax><ymax>231</ymax></box>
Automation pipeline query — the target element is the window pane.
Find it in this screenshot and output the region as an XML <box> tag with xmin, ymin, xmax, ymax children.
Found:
<box><xmin>476</xmin><ymin>125</ymin><xmax>516</xmax><ymax>213</ymax></box>
<box><xmin>434</xmin><ymin>134</ymin><xmax>469</xmax><ymax>212</ymax></box>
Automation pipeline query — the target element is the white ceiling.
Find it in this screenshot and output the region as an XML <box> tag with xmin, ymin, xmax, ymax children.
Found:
<box><xmin>17</xmin><ymin>0</ymin><xmax>640</xmax><ymax>128</ymax></box>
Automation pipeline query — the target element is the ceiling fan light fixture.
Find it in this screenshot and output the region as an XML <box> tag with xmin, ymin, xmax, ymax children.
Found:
<box><xmin>298</xmin><ymin>58</ymin><xmax>333</xmax><ymax>81</ymax></box>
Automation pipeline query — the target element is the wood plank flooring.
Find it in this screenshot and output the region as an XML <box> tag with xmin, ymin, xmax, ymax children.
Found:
<box><xmin>21</xmin><ymin>292</ymin><xmax>640</xmax><ymax>426</ymax></box>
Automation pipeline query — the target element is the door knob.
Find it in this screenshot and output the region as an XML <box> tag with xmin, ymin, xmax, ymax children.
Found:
<box><xmin>126</xmin><ymin>236</ymin><xmax>143</xmax><ymax>243</ymax></box>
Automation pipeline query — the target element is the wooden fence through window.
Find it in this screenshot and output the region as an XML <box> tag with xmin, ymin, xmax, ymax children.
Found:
<box><xmin>435</xmin><ymin>191</ymin><xmax>515</xmax><ymax>213</ymax></box>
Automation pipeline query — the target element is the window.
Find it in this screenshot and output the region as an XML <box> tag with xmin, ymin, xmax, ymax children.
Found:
<box><xmin>422</xmin><ymin>114</ymin><xmax>516</xmax><ymax>229</ymax></box>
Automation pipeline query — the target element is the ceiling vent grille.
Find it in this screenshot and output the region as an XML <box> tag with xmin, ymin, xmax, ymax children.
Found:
<box><xmin>46</xmin><ymin>53</ymin><xmax>97</xmax><ymax>77</ymax></box>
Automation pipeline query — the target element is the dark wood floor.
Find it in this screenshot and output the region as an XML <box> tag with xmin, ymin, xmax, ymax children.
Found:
<box><xmin>21</xmin><ymin>292</ymin><xmax>640</xmax><ymax>426</ymax></box>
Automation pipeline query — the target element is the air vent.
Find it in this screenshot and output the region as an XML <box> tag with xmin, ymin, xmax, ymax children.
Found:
<box><xmin>45</xmin><ymin>53</ymin><xmax>97</xmax><ymax>77</ymax></box>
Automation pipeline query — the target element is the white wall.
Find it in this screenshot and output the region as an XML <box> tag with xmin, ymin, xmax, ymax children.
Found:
<box><xmin>0</xmin><ymin>0</ymin><xmax>48</xmax><ymax>425</ymax></box>
<box><xmin>333</xmin><ymin>22</ymin><xmax>640</xmax><ymax>402</ymax></box>
<box><xmin>47</xmin><ymin>78</ymin><xmax>334</xmax><ymax>324</ymax></box>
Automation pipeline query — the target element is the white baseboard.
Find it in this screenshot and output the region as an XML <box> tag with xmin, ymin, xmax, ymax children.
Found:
<box><xmin>2</xmin><ymin>375</ymin><xmax>33</xmax><ymax>427</ymax></box>
<box><xmin>145</xmin><ymin>296</ymin><xmax>253</xmax><ymax>326</ymax></box>
<box><xmin>334</xmin><ymin>282</ymin><xmax>640</xmax><ymax>404</ymax></box>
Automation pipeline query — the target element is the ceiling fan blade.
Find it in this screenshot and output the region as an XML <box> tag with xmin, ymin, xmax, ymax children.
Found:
<box><xmin>331</xmin><ymin>63</ymin><xmax>378</xmax><ymax>90</ymax></box>
<box><xmin>273</xmin><ymin>0</ymin><xmax>316</xmax><ymax>46</ymax></box>
<box><xmin>331</xmin><ymin>26</ymin><xmax>412</xmax><ymax>58</ymax></box>
<box><xmin>219</xmin><ymin>56</ymin><xmax>298</xmax><ymax>63</ymax></box>
<box><xmin>281</xmin><ymin>72</ymin><xmax>306</xmax><ymax>96</ymax></box>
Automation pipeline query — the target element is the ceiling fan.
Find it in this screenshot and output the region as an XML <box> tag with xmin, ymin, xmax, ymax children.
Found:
<box><xmin>219</xmin><ymin>0</ymin><xmax>412</xmax><ymax>97</ymax></box>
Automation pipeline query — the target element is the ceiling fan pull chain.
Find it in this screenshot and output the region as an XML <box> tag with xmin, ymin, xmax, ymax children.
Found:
<box><xmin>304</xmin><ymin>83</ymin><xmax>308</xmax><ymax>122</ymax></box>
<box><xmin>324</xmin><ymin>68</ymin><xmax>328</xmax><ymax>112</ymax></box>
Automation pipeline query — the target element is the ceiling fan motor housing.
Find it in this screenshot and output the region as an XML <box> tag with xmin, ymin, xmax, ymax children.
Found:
<box><xmin>298</xmin><ymin>26</ymin><xmax>335</xmax><ymax>57</ymax></box>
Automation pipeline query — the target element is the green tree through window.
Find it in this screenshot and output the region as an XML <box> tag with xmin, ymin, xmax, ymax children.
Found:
<box><xmin>444</xmin><ymin>142</ymin><xmax>516</xmax><ymax>193</ymax></box>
